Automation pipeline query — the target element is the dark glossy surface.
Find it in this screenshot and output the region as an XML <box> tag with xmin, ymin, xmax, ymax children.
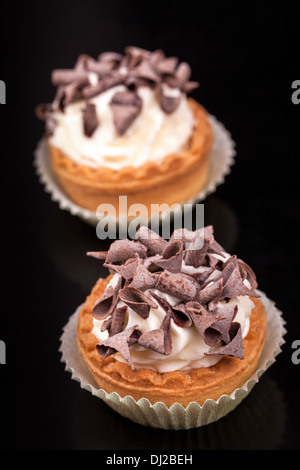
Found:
<box><xmin>1</xmin><ymin>0</ymin><xmax>300</xmax><ymax>450</ymax></box>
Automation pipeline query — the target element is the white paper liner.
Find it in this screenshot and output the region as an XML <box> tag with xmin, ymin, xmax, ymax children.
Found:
<box><xmin>59</xmin><ymin>290</ymin><xmax>286</xmax><ymax>430</ymax></box>
<box><xmin>34</xmin><ymin>114</ymin><xmax>236</xmax><ymax>227</ymax></box>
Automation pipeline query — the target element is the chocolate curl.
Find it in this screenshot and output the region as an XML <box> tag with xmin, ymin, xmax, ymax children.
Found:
<box><xmin>119</xmin><ymin>286</ymin><xmax>158</xmax><ymax>319</ymax></box>
<box><xmin>98</xmin><ymin>51</ymin><xmax>123</xmax><ymax>65</ymax></box>
<box><xmin>196</xmin><ymin>278</ymin><xmax>224</xmax><ymax>304</ymax></box>
<box><xmin>51</xmin><ymin>69</ymin><xmax>89</xmax><ymax>86</ymax></box>
<box><xmin>184</xmin><ymin>233</ymin><xmax>209</xmax><ymax>268</ymax></box>
<box><xmin>153</xmin><ymin>56</ymin><xmax>178</xmax><ymax>75</ymax></box>
<box><xmin>74</xmin><ymin>54</ymin><xmax>91</xmax><ymax>71</ymax></box>
<box><xmin>170</xmin><ymin>228</ymin><xmax>196</xmax><ymax>247</ymax></box>
<box><xmin>185</xmin><ymin>301</ymin><xmax>226</xmax><ymax>347</ymax></box>
<box><xmin>105</xmin><ymin>239</ymin><xmax>147</xmax><ymax>264</ymax></box>
<box><xmin>170</xmin><ymin>226</ymin><xmax>213</xmax><ymax>248</ymax></box>
<box><xmin>151</xmin><ymin>292</ymin><xmax>192</xmax><ymax>328</ymax></box>
<box><xmin>86</xmin><ymin>251</ymin><xmax>108</xmax><ymax>260</ymax></box>
<box><xmin>104</xmin><ymin>256</ymin><xmax>141</xmax><ymax>280</ymax></box>
<box><xmin>60</xmin><ymin>75</ymin><xmax>91</xmax><ymax>106</ymax></box>
<box><xmin>35</xmin><ymin>104</ymin><xmax>56</xmax><ymax>136</ymax></box>
<box><xmin>110</xmin><ymin>90</ymin><xmax>142</xmax><ymax>135</ymax></box>
<box><xmin>92</xmin><ymin>285</ymin><xmax>115</xmax><ymax>320</ymax></box>
<box><xmin>86</xmin><ymin>58</ymin><xmax>112</xmax><ymax>76</ymax></box>
<box><xmin>130</xmin><ymin>59</ymin><xmax>160</xmax><ymax>83</ymax></box>
<box><xmin>149</xmin><ymin>291</ymin><xmax>173</xmax><ymax>315</ymax></box>
<box><xmin>172</xmin><ymin>303</ymin><xmax>192</xmax><ymax>328</ymax></box>
<box><xmin>165</xmin><ymin>61</ymin><xmax>192</xmax><ymax>89</ymax></box>
<box><xmin>159</xmin><ymin>91</ymin><xmax>181</xmax><ymax>114</ymax></box>
<box><xmin>155</xmin><ymin>271</ymin><xmax>199</xmax><ymax>302</ymax></box>
<box><xmin>206</xmin><ymin>231</ymin><xmax>227</xmax><ymax>258</ymax></box>
<box><xmin>195</xmin><ymin>225</ymin><xmax>214</xmax><ymax>242</ymax></box>
<box><xmin>82</xmin><ymin>75</ymin><xmax>124</xmax><ymax>99</ymax></box>
<box><xmin>83</xmin><ymin>102</ymin><xmax>99</xmax><ymax>137</ymax></box>
<box><xmin>35</xmin><ymin>103</ymin><xmax>52</xmax><ymax>121</ymax></box>
<box><xmin>142</xmin><ymin>254</ymin><xmax>162</xmax><ymax>272</ymax></box>
<box><xmin>238</xmin><ymin>259</ymin><xmax>258</xmax><ymax>290</ymax></box>
<box><xmin>100</xmin><ymin>305</ymin><xmax>128</xmax><ymax>357</ymax></box>
<box><xmin>138</xmin><ymin>311</ymin><xmax>172</xmax><ymax>355</ymax></box>
<box><xmin>206</xmin><ymin>253</ymin><xmax>223</xmax><ymax>268</ymax></box>
<box><xmin>96</xmin><ymin>325</ymin><xmax>141</xmax><ymax>369</ymax></box>
<box><xmin>135</xmin><ymin>226</ymin><xmax>168</xmax><ymax>255</ymax></box>
<box><xmin>124</xmin><ymin>46</ymin><xmax>150</xmax><ymax>68</ymax></box>
<box><xmin>215</xmin><ymin>256</ymin><xmax>260</xmax><ymax>300</ymax></box>
<box><xmin>154</xmin><ymin>239</ymin><xmax>183</xmax><ymax>273</ymax></box>
<box><xmin>190</xmin><ymin>268</ymin><xmax>215</xmax><ymax>287</ymax></box>
<box><xmin>92</xmin><ymin>276</ymin><xmax>122</xmax><ymax>320</ymax></box>
<box><xmin>210</xmin><ymin>304</ymin><xmax>238</xmax><ymax>345</ymax></box>
<box><xmin>205</xmin><ymin>322</ymin><xmax>244</xmax><ymax>360</ymax></box>
<box><xmin>129</xmin><ymin>263</ymin><xmax>159</xmax><ymax>290</ymax></box>
<box><xmin>182</xmin><ymin>81</ymin><xmax>200</xmax><ymax>93</ymax></box>
<box><xmin>108</xmin><ymin>305</ymin><xmax>128</xmax><ymax>337</ymax></box>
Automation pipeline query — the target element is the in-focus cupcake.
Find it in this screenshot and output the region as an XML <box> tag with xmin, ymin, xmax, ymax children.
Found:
<box><xmin>77</xmin><ymin>226</ymin><xmax>266</xmax><ymax>408</ymax></box>
<box><xmin>36</xmin><ymin>47</ymin><xmax>213</xmax><ymax>217</ymax></box>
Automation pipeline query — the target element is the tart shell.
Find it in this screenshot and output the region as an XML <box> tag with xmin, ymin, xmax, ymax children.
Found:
<box><xmin>77</xmin><ymin>275</ymin><xmax>267</xmax><ymax>407</ymax></box>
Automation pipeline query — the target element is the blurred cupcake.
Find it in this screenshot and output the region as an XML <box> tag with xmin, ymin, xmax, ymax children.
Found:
<box><xmin>36</xmin><ymin>47</ymin><xmax>213</xmax><ymax>218</ymax></box>
<box><xmin>66</xmin><ymin>225</ymin><xmax>286</xmax><ymax>429</ymax></box>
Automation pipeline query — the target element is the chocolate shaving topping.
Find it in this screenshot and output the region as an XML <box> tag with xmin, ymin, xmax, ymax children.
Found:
<box><xmin>38</xmin><ymin>47</ymin><xmax>199</xmax><ymax>136</ymax></box>
<box><xmin>51</xmin><ymin>69</ymin><xmax>89</xmax><ymax>86</ymax></box>
<box><xmin>189</xmin><ymin>268</ymin><xmax>215</xmax><ymax>286</ymax></box>
<box><xmin>110</xmin><ymin>90</ymin><xmax>142</xmax><ymax>135</ymax></box>
<box><xmin>238</xmin><ymin>259</ymin><xmax>258</xmax><ymax>290</ymax></box>
<box><xmin>96</xmin><ymin>325</ymin><xmax>141</xmax><ymax>369</ymax></box>
<box><xmin>156</xmin><ymin>271</ymin><xmax>199</xmax><ymax>302</ymax></box>
<box><xmin>92</xmin><ymin>275</ymin><xmax>122</xmax><ymax>320</ymax></box>
<box><xmin>135</xmin><ymin>226</ymin><xmax>168</xmax><ymax>255</ymax></box>
<box><xmin>184</xmin><ymin>233</ymin><xmax>209</xmax><ymax>268</ymax></box>
<box><xmin>83</xmin><ymin>102</ymin><xmax>99</xmax><ymax>137</ymax></box>
<box><xmin>154</xmin><ymin>239</ymin><xmax>183</xmax><ymax>273</ymax></box>
<box><xmin>129</xmin><ymin>263</ymin><xmax>159</xmax><ymax>290</ymax></box>
<box><xmin>196</xmin><ymin>278</ymin><xmax>224</xmax><ymax>304</ymax></box>
<box><xmin>171</xmin><ymin>303</ymin><xmax>192</xmax><ymax>328</ymax></box>
<box><xmin>185</xmin><ymin>301</ymin><xmax>226</xmax><ymax>347</ymax></box>
<box><xmin>86</xmin><ymin>251</ymin><xmax>108</xmax><ymax>260</ymax></box>
<box><xmin>118</xmin><ymin>286</ymin><xmax>158</xmax><ymax>319</ymax></box>
<box><xmin>159</xmin><ymin>87</ymin><xmax>181</xmax><ymax>114</ymax></box>
<box><xmin>150</xmin><ymin>291</ymin><xmax>192</xmax><ymax>328</ymax></box>
<box><xmin>210</xmin><ymin>304</ymin><xmax>238</xmax><ymax>345</ymax></box>
<box><xmin>138</xmin><ymin>311</ymin><xmax>172</xmax><ymax>355</ymax></box>
<box><xmin>105</xmin><ymin>239</ymin><xmax>147</xmax><ymax>264</ymax></box>
<box><xmin>90</xmin><ymin>226</ymin><xmax>260</xmax><ymax>367</ymax></box>
<box><xmin>104</xmin><ymin>255</ymin><xmax>141</xmax><ymax>280</ymax></box>
<box><xmin>205</xmin><ymin>322</ymin><xmax>244</xmax><ymax>360</ymax></box>
<box><xmin>108</xmin><ymin>305</ymin><xmax>128</xmax><ymax>337</ymax></box>
<box><xmin>214</xmin><ymin>255</ymin><xmax>260</xmax><ymax>300</ymax></box>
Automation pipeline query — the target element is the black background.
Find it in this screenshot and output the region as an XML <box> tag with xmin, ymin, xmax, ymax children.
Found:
<box><xmin>1</xmin><ymin>0</ymin><xmax>300</xmax><ymax>451</ymax></box>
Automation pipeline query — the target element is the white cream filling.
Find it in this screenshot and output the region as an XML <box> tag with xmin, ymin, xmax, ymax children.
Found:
<box><xmin>92</xmin><ymin>253</ymin><xmax>254</xmax><ymax>373</ymax></box>
<box><xmin>49</xmin><ymin>85</ymin><xmax>195</xmax><ymax>170</ymax></box>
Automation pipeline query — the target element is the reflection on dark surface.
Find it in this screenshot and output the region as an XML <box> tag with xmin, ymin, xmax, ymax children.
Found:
<box><xmin>43</xmin><ymin>193</ymin><xmax>238</xmax><ymax>292</ymax></box>
<box><xmin>69</xmin><ymin>373</ymin><xmax>286</xmax><ymax>450</ymax></box>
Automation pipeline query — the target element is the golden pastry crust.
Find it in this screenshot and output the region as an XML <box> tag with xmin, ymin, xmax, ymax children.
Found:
<box><xmin>77</xmin><ymin>275</ymin><xmax>266</xmax><ymax>407</ymax></box>
<box><xmin>48</xmin><ymin>99</ymin><xmax>213</xmax><ymax>215</ymax></box>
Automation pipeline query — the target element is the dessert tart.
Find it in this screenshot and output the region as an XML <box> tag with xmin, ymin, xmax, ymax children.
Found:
<box><xmin>77</xmin><ymin>226</ymin><xmax>266</xmax><ymax>407</ymax></box>
<box><xmin>36</xmin><ymin>47</ymin><xmax>213</xmax><ymax>217</ymax></box>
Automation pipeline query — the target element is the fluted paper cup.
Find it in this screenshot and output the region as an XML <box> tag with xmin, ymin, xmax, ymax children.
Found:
<box><xmin>34</xmin><ymin>114</ymin><xmax>236</xmax><ymax>227</ymax></box>
<box><xmin>59</xmin><ymin>290</ymin><xmax>286</xmax><ymax>430</ymax></box>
